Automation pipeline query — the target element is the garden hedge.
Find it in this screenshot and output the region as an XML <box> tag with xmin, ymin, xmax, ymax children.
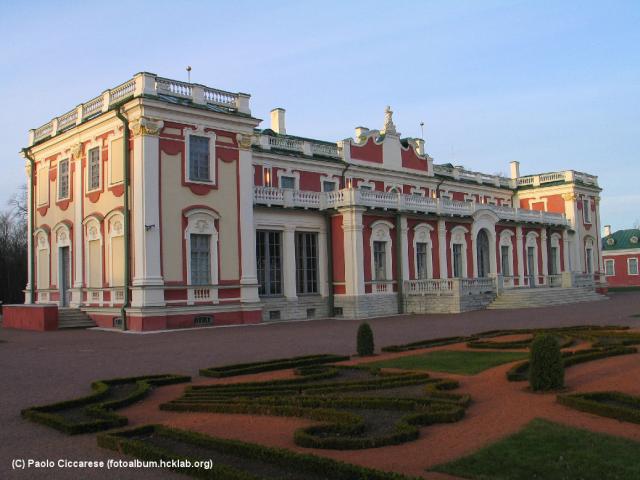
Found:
<box><xmin>529</xmin><ymin>334</ymin><xmax>564</xmax><ymax>391</ymax></box>
<box><xmin>557</xmin><ymin>391</ymin><xmax>640</xmax><ymax>424</ymax></box>
<box><xmin>98</xmin><ymin>424</ymin><xmax>422</xmax><ymax>479</ymax></box>
<box><xmin>199</xmin><ymin>354</ymin><xmax>349</xmax><ymax>378</ymax></box>
<box><xmin>21</xmin><ymin>374</ymin><xmax>190</xmax><ymax>434</ymax></box>
<box><xmin>357</xmin><ymin>322</ymin><xmax>375</xmax><ymax>356</ymax></box>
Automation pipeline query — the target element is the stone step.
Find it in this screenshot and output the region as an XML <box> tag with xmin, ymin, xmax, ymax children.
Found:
<box><xmin>487</xmin><ymin>287</ymin><xmax>606</xmax><ymax>310</ymax></box>
<box><xmin>57</xmin><ymin>309</ymin><xmax>96</xmax><ymax>329</ymax></box>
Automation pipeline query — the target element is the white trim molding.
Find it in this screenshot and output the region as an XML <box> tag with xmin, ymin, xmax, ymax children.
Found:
<box><xmin>450</xmin><ymin>225</ymin><xmax>468</xmax><ymax>278</ymax></box>
<box><xmin>184</xmin><ymin>208</ymin><xmax>220</xmax><ymax>305</ymax></box>
<box><xmin>369</xmin><ymin>220</ymin><xmax>394</xmax><ymax>285</ymax></box>
<box><xmin>413</xmin><ymin>223</ymin><xmax>434</xmax><ymax>279</ymax></box>
<box><xmin>185</xmin><ymin>127</ymin><xmax>217</xmax><ymax>185</ymax></box>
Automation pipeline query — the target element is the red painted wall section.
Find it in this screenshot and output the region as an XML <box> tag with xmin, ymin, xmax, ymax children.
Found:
<box><xmin>530</xmin><ymin>202</ymin><xmax>545</xmax><ymax>211</ymax></box>
<box><xmin>254</xmin><ymin>165</ymin><xmax>263</xmax><ymax>186</ymax></box>
<box><xmin>2</xmin><ymin>305</ymin><xmax>58</xmax><ymax>331</ymax></box>
<box><xmin>401</xmin><ymin>146</ymin><xmax>428</xmax><ymax>172</ymax></box>
<box><xmin>604</xmin><ymin>253</ymin><xmax>640</xmax><ymax>287</ymax></box>
<box><xmin>331</xmin><ymin>215</ymin><xmax>346</xmax><ymax>294</ymax></box>
<box><xmin>545</xmin><ymin>195</ymin><xmax>565</xmax><ymax>214</ymax></box>
<box><xmin>296</xmin><ymin>170</ymin><xmax>321</xmax><ymax>191</ymax></box>
<box><xmin>372</xmin><ymin>180</ymin><xmax>385</xmax><ymax>191</ymax></box>
<box><xmin>350</xmin><ymin>137</ymin><xmax>383</xmax><ymax>164</ymax></box>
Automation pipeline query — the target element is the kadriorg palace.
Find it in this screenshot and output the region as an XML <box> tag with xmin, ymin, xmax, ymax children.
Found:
<box><xmin>18</xmin><ymin>73</ymin><xmax>604</xmax><ymax>330</ymax></box>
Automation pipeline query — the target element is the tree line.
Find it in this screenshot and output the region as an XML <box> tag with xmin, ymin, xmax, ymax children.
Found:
<box><xmin>0</xmin><ymin>185</ymin><xmax>27</xmax><ymax>306</ymax></box>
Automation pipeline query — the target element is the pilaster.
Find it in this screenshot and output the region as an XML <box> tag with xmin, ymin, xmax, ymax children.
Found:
<box><xmin>562</xmin><ymin>230</ymin><xmax>571</xmax><ymax>272</ymax></box>
<box><xmin>437</xmin><ymin>220</ymin><xmax>448</xmax><ymax>279</ymax></box>
<box><xmin>341</xmin><ymin>207</ymin><xmax>365</xmax><ymax>295</ymax></box>
<box><xmin>516</xmin><ymin>226</ymin><xmax>525</xmax><ymax>285</ymax></box>
<box><xmin>541</xmin><ymin>228</ymin><xmax>549</xmax><ymax>279</ymax></box>
<box><xmin>283</xmin><ymin>225</ymin><xmax>297</xmax><ymax>300</ymax></box>
<box><xmin>130</xmin><ymin>117</ymin><xmax>165</xmax><ymax>308</ymax></box>
<box><xmin>399</xmin><ymin>216</ymin><xmax>409</xmax><ymax>282</ymax></box>
<box><xmin>24</xmin><ymin>161</ymin><xmax>33</xmax><ymax>303</ymax></box>
<box><xmin>70</xmin><ymin>144</ymin><xmax>84</xmax><ymax>306</ymax></box>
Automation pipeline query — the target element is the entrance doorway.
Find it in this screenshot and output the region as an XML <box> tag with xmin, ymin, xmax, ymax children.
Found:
<box><xmin>476</xmin><ymin>230</ymin><xmax>490</xmax><ymax>277</ymax></box>
<box><xmin>59</xmin><ymin>246</ymin><xmax>70</xmax><ymax>306</ymax></box>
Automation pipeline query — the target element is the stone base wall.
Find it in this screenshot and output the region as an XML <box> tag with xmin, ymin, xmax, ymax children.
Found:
<box><xmin>404</xmin><ymin>292</ymin><xmax>496</xmax><ymax>314</ymax></box>
<box><xmin>334</xmin><ymin>294</ymin><xmax>399</xmax><ymax>319</ymax></box>
<box><xmin>2</xmin><ymin>304</ymin><xmax>58</xmax><ymax>331</ymax></box>
<box><xmin>260</xmin><ymin>296</ymin><xmax>330</xmax><ymax>322</ymax></box>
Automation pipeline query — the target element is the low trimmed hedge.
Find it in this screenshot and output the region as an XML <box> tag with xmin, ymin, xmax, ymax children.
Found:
<box><xmin>162</xmin><ymin>366</ymin><xmax>468</xmax><ymax>450</ymax></box>
<box><xmin>199</xmin><ymin>353</ymin><xmax>350</xmax><ymax>378</ymax></box>
<box><xmin>506</xmin><ymin>346</ymin><xmax>637</xmax><ymax>382</ymax></box>
<box><xmin>98</xmin><ymin>424</ymin><xmax>421</xmax><ymax>479</ymax></box>
<box><xmin>558</xmin><ymin>391</ymin><xmax>640</xmax><ymax>424</ymax></box>
<box><xmin>21</xmin><ymin>374</ymin><xmax>190</xmax><ymax>435</ymax></box>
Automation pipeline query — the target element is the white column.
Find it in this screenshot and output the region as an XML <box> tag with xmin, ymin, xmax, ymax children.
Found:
<box><xmin>130</xmin><ymin>118</ymin><xmax>165</xmax><ymax>308</ymax></box>
<box><xmin>283</xmin><ymin>226</ymin><xmax>297</xmax><ymax>300</ymax></box>
<box><xmin>400</xmin><ymin>216</ymin><xmax>409</xmax><ymax>282</ymax></box>
<box><xmin>341</xmin><ymin>207</ymin><xmax>365</xmax><ymax>295</ymax></box>
<box><xmin>516</xmin><ymin>226</ymin><xmax>525</xmax><ymax>285</ymax></box>
<box><xmin>489</xmin><ymin>231</ymin><xmax>498</xmax><ymax>275</ymax></box>
<box><xmin>438</xmin><ymin>219</ymin><xmax>448</xmax><ymax>278</ymax></box>
<box><xmin>24</xmin><ymin>162</ymin><xmax>33</xmax><ymax>303</ymax></box>
<box><xmin>594</xmin><ymin>197</ymin><xmax>604</xmax><ymax>274</ymax></box>
<box><xmin>71</xmin><ymin>147</ymin><xmax>84</xmax><ymax>307</ymax></box>
<box><xmin>541</xmin><ymin>229</ymin><xmax>549</xmax><ymax>281</ymax></box>
<box><xmin>237</xmin><ymin>138</ymin><xmax>260</xmax><ymax>303</ymax></box>
<box><xmin>318</xmin><ymin>230</ymin><xmax>328</xmax><ymax>297</ymax></box>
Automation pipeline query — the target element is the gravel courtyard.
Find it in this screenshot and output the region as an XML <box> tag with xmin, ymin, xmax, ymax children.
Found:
<box><xmin>2</xmin><ymin>291</ymin><xmax>640</xmax><ymax>480</ymax></box>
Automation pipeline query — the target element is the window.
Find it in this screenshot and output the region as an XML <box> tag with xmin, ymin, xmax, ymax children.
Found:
<box><xmin>58</xmin><ymin>159</ymin><xmax>69</xmax><ymax>200</ymax></box>
<box><xmin>257</xmin><ymin>231</ymin><xmax>282</xmax><ymax>296</ymax></box>
<box><xmin>359</xmin><ymin>185</ymin><xmax>372</xmax><ymax>191</ymax></box>
<box><xmin>280</xmin><ymin>176</ymin><xmax>295</xmax><ymax>189</ymax></box>
<box><xmin>453</xmin><ymin>244</ymin><xmax>463</xmax><ymax>278</ymax></box>
<box><xmin>373</xmin><ymin>241</ymin><xmax>387</xmax><ymax>280</ymax></box>
<box><xmin>295</xmin><ymin>232</ymin><xmax>318</xmax><ymax>294</ymax></box>
<box><xmin>582</xmin><ymin>198</ymin><xmax>591</xmax><ymax>223</ymax></box>
<box><xmin>585</xmin><ymin>248</ymin><xmax>593</xmax><ymax>274</ymax></box>
<box><xmin>416</xmin><ymin>242</ymin><xmax>429</xmax><ymax>279</ymax></box>
<box><xmin>190</xmin><ymin>234</ymin><xmax>211</xmax><ymax>285</ymax></box>
<box><xmin>628</xmin><ymin>258</ymin><xmax>639</xmax><ymax>276</ymax></box>
<box><xmin>88</xmin><ymin>148</ymin><xmax>100</xmax><ymax>191</ymax></box>
<box><xmin>189</xmin><ymin>135</ymin><xmax>211</xmax><ymax>182</ymax></box>
<box><xmin>501</xmin><ymin>245</ymin><xmax>511</xmax><ymax>276</ymax></box>
<box><xmin>550</xmin><ymin>247</ymin><xmax>559</xmax><ymax>275</ymax></box>
<box><xmin>322</xmin><ymin>180</ymin><xmax>336</xmax><ymax>192</ymax></box>
<box><xmin>605</xmin><ymin>259</ymin><xmax>615</xmax><ymax>276</ymax></box>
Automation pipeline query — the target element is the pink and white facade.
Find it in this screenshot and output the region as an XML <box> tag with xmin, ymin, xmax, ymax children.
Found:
<box><xmin>21</xmin><ymin>73</ymin><xmax>605</xmax><ymax>330</ymax></box>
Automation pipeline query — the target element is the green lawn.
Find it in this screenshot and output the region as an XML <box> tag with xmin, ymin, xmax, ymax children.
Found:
<box><xmin>366</xmin><ymin>350</ymin><xmax>528</xmax><ymax>375</ymax></box>
<box><xmin>431</xmin><ymin>418</ymin><xmax>640</xmax><ymax>480</ymax></box>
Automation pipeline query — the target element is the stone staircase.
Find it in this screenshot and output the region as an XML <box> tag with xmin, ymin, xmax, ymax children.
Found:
<box><xmin>487</xmin><ymin>287</ymin><xmax>607</xmax><ymax>310</ymax></box>
<box><xmin>58</xmin><ymin>308</ymin><xmax>97</xmax><ymax>329</ymax></box>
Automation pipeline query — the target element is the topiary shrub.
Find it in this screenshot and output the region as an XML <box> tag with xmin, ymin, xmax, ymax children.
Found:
<box><xmin>357</xmin><ymin>322</ymin><xmax>375</xmax><ymax>357</ymax></box>
<box><xmin>529</xmin><ymin>334</ymin><xmax>564</xmax><ymax>391</ymax></box>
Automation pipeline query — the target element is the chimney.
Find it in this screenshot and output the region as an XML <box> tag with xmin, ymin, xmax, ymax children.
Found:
<box><xmin>270</xmin><ymin>108</ymin><xmax>286</xmax><ymax>135</ymax></box>
<box><xmin>355</xmin><ymin>126</ymin><xmax>369</xmax><ymax>139</ymax></box>
<box><xmin>604</xmin><ymin>225</ymin><xmax>612</xmax><ymax>237</ymax></box>
<box><xmin>510</xmin><ymin>161</ymin><xmax>520</xmax><ymax>179</ymax></box>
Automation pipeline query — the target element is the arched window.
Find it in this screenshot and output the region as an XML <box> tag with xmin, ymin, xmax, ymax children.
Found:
<box><xmin>370</xmin><ymin>221</ymin><xmax>394</xmax><ymax>284</ymax></box>
<box><xmin>106</xmin><ymin>212</ymin><xmax>125</xmax><ymax>304</ymax></box>
<box><xmin>184</xmin><ymin>209</ymin><xmax>219</xmax><ymax>304</ymax></box>
<box><xmin>413</xmin><ymin>223</ymin><xmax>433</xmax><ymax>280</ymax></box>
<box><xmin>550</xmin><ymin>233</ymin><xmax>562</xmax><ymax>275</ymax></box>
<box><xmin>526</xmin><ymin>231</ymin><xmax>539</xmax><ymax>285</ymax></box>
<box><xmin>35</xmin><ymin>229</ymin><xmax>50</xmax><ymax>301</ymax></box>
<box><xmin>53</xmin><ymin>223</ymin><xmax>72</xmax><ymax>306</ymax></box>
<box><xmin>450</xmin><ymin>226</ymin><xmax>468</xmax><ymax>278</ymax></box>
<box><xmin>499</xmin><ymin>230</ymin><xmax>514</xmax><ymax>281</ymax></box>
<box><xmin>84</xmin><ymin>217</ymin><xmax>103</xmax><ymax>304</ymax></box>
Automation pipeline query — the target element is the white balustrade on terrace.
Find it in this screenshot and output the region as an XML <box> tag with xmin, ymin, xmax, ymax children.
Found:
<box><xmin>517</xmin><ymin>170</ymin><xmax>598</xmax><ymax>188</ymax></box>
<box><xmin>268</xmin><ymin>136</ymin><xmax>304</xmax><ymax>152</ymax></box>
<box><xmin>253</xmin><ymin>187</ymin><xmax>568</xmax><ymax>226</ymax></box>
<box><xmin>31</xmin><ymin>73</ymin><xmax>249</xmax><ymax>145</ymax></box>
<box><xmin>404</xmin><ymin>278</ymin><xmax>496</xmax><ymax>296</ymax></box>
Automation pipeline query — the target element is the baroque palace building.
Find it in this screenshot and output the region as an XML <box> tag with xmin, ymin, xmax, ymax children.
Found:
<box><xmin>16</xmin><ymin>73</ymin><xmax>604</xmax><ymax>331</ymax></box>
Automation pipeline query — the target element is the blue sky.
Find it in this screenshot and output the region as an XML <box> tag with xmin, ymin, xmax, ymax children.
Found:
<box><xmin>1</xmin><ymin>0</ymin><xmax>638</xmax><ymax>231</ymax></box>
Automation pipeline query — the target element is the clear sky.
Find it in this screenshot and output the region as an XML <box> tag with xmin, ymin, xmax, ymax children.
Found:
<box><xmin>1</xmin><ymin>0</ymin><xmax>638</xmax><ymax>231</ymax></box>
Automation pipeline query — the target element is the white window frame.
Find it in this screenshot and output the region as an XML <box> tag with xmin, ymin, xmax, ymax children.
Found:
<box><xmin>57</xmin><ymin>158</ymin><xmax>70</xmax><ymax>201</ymax></box>
<box><xmin>582</xmin><ymin>198</ymin><xmax>592</xmax><ymax>224</ymax></box>
<box><xmin>357</xmin><ymin>179</ymin><xmax>375</xmax><ymax>190</ymax></box>
<box><xmin>413</xmin><ymin>223</ymin><xmax>433</xmax><ymax>280</ymax></box>
<box><xmin>276</xmin><ymin>169</ymin><xmax>300</xmax><ymax>190</ymax></box>
<box><xmin>86</xmin><ymin>146</ymin><xmax>102</xmax><ymax>193</ymax></box>
<box><xmin>628</xmin><ymin>257</ymin><xmax>639</xmax><ymax>276</ymax></box>
<box><xmin>550</xmin><ymin>233</ymin><xmax>562</xmax><ymax>275</ymax></box>
<box><xmin>410</xmin><ymin>186</ymin><xmax>425</xmax><ymax>196</ymax></box>
<box><xmin>184</xmin><ymin>209</ymin><xmax>219</xmax><ymax>304</ymax></box>
<box><xmin>370</xmin><ymin>220</ymin><xmax>394</xmax><ymax>283</ymax></box>
<box><xmin>526</xmin><ymin>231</ymin><xmax>540</xmax><ymax>283</ymax></box>
<box><xmin>185</xmin><ymin>129</ymin><xmax>216</xmax><ymax>185</ymax></box>
<box><xmin>320</xmin><ymin>174</ymin><xmax>339</xmax><ymax>192</ymax></box>
<box><xmin>499</xmin><ymin>230</ymin><xmax>514</xmax><ymax>278</ymax></box>
<box><xmin>105</xmin><ymin>212</ymin><xmax>125</xmax><ymax>287</ymax></box>
<box><xmin>604</xmin><ymin>259</ymin><xmax>615</xmax><ymax>277</ymax></box>
<box><xmin>450</xmin><ymin>226</ymin><xmax>468</xmax><ymax>278</ymax></box>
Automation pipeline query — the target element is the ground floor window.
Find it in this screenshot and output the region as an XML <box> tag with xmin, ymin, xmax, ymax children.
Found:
<box><xmin>295</xmin><ymin>232</ymin><xmax>318</xmax><ymax>294</ymax></box>
<box><xmin>628</xmin><ymin>258</ymin><xmax>638</xmax><ymax>275</ymax></box>
<box><xmin>373</xmin><ymin>241</ymin><xmax>387</xmax><ymax>280</ymax></box>
<box><xmin>453</xmin><ymin>244</ymin><xmax>463</xmax><ymax>278</ymax></box>
<box><xmin>190</xmin><ymin>234</ymin><xmax>211</xmax><ymax>285</ymax></box>
<box><xmin>604</xmin><ymin>259</ymin><xmax>615</xmax><ymax>276</ymax></box>
<box><xmin>585</xmin><ymin>248</ymin><xmax>593</xmax><ymax>274</ymax></box>
<box><xmin>550</xmin><ymin>246</ymin><xmax>559</xmax><ymax>275</ymax></box>
<box><xmin>501</xmin><ymin>245</ymin><xmax>510</xmax><ymax>276</ymax></box>
<box><xmin>416</xmin><ymin>242</ymin><xmax>429</xmax><ymax>279</ymax></box>
<box><xmin>257</xmin><ymin>230</ymin><xmax>282</xmax><ymax>295</ymax></box>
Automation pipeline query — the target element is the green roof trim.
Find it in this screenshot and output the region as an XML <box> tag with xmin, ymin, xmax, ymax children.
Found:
<box><xmin>602</xmin><ymin>229</ymin><xmax>640</xmax><ymax>251</ymax></box>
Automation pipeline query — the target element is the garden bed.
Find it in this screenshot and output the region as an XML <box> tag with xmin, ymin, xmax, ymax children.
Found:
<box><xmin>558</xmin><ymin>391</ymin><xmax>640</xmax><ymax>424</ymax></box>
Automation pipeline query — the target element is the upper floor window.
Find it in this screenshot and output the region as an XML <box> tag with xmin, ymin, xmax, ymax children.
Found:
<box><xmin>88</xmin><ymin>148</ymin><xmax>100</xmax><ymax>191</ymax></box>
<box><xmin>280</xmin><ymin>176</ymin><xmax>295</xmax><ymax>189</ymax></box>
<box><xmin>58</xmin><ymin>159</ymin><xmax>69</xmax><ymax>200</ymax></box>
<box><xmin>582</xmin><ymin>198</ymin><xmax>591</xmax><ymax>223</ymax></box>
<box><xmin>189</xmin><ymin>135</ymin><xmax>211</xmax><ymax>182</ymax></box>
<box><xmin>628</xmin><ymin>258</ymin><xmax>639</xmax><ymax>276</ymax></box>
<box><xmin>322</xmin><ymin>180</ymin><xmax>337</xmax><ymax>192</ymax></box>
<box><xmin>604</xmin><ymin>259</ymin><xmax>615</xmax><ymax>276</ymax></box>
<box><xmin>359</xmin><ymin>185</ymin><xmax>372</xmax><ymax>191</ymax></box>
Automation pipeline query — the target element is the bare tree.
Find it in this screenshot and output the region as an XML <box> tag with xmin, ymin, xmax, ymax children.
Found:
<box><xmin>0</xmin><ymin>185</ymin><xmax>28</xmax><ymax>305</ymax></box>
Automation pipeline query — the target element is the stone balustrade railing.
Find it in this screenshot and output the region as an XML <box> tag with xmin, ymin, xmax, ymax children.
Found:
<box><xmin>404</xmin><ymin>278</ymin><xmax>496</xmax><ymax>296</ymax></box>
<box><xmin>517</xmin><ymin>170</ymin><xmax>598</xmax><ymax>188</ymax></box>
<box><xmin>256</xmin><ymin>134</ymin><xmax>340</xmax><ymax>158</ymax></box>
<box><xmin>254</xmin><ymin>186</ymin><xmax>568</xmax><ymax>226</ymax></box>
<box><xmin>30</xmin><ymin>73</ymin><xmax>250</xmax><ymax>145</ymax></box>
